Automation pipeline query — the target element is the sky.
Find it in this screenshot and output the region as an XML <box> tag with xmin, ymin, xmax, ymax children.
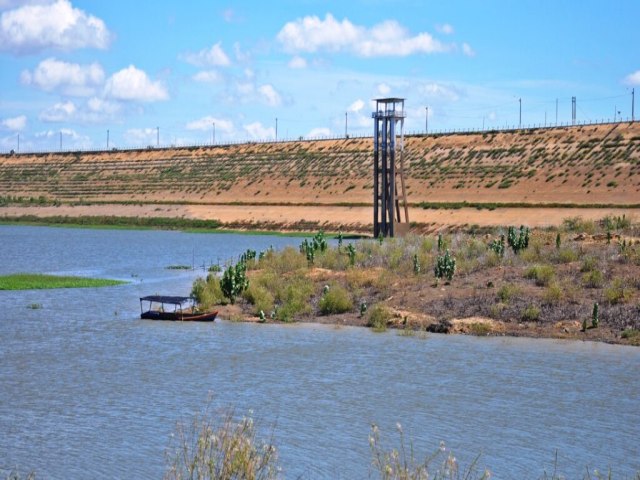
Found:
<box><xmin>0</xmin><ymin>0</ymin><xmax>639</xmax><ymax>152</ymax></box>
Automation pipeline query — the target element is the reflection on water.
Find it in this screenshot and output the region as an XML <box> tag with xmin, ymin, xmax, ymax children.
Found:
<box><xmin>0</xmin><ymin>226</ymin><xmax>639</xmax><ymax>479</ymax></box>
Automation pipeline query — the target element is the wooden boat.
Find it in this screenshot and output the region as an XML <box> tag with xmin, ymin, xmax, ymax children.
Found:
<box><xmin>139</xmin><ymin>295</ymin><xmax>217</xmax><ymax>322</ymax></box>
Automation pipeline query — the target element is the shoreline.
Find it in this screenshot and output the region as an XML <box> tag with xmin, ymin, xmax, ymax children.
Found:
<box><xmin>214</xmin><ymin>304</ymin><xmax>636</xmax><ymax>347</ymax></box>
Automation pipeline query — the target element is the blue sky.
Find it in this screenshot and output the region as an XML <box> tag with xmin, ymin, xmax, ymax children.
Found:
<box><xmin>1</xmin><ymin>0</ymin><xmax>639</xmax><ymax>151</ymax></box>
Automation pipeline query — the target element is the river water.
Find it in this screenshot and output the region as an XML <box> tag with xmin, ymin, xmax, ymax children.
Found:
<box><xmin>0</xmin><ymin>225</ymin><xmax>638</xmax><ymax>479</ymax></box>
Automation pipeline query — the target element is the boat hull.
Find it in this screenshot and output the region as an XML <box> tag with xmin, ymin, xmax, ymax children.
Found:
<box><xmin>140</xmin><ymin>310</ymin><xmax>218</xmax><ymax>322</ymax></box>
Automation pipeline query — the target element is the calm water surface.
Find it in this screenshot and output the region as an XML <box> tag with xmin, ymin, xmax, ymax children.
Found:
<box><xmin>0</xmin><ymin>226</ymin><xmax>638</xmax><ymax>479</ymax></box>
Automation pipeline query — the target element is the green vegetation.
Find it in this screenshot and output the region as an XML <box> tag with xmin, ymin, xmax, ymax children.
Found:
<box><xmin>0</xmin><ymin>215</ymin><xmax>221</xmax><ymax>231</ymax></box>
<box><xmin>319</xmin><ymin>284</ymin><xmax>353</xmax><ymax>314</ymax></box>
<box><xmin>0</xmin><ymin>273</ymin><xmax>127</xmax><ymax>290</ymax></box>
<box><xmin>188</xmin><ymin>218</ymin><xmax>639</xmax><ymax>344</ymax></box>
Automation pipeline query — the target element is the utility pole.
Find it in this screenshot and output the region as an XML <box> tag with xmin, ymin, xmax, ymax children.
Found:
<box><xmin>212</xmin><ymin>122</ymin><xmax>215</xmax><ymax>144</ymax></box>
<box><xmin>107</xmin><ymin>129</ymin><xmax>109</xmax><ymax>149</ymax></box>
<box><xmin>156</xmin><ymin>127</ymin><xmax>159</xmax><ymax>147</ymax></box>
<box><xmin>275</xmin><ymin>118</ymin><xmax>278</xmax><ymax>141</ymax></box>
<box><xmin>519</xmin><ymin>98</ymin><xmax>522</xmax><ymax>128</ymax></box>
<box><xmin>544</xmin><ymin>111</ymin><xmax>547</xmax><ymax>127</ymax></box>
<box><xmin>632</xmin><ymin>88</ymin><xmax>635</xmax><ymax>122</ymax></box>
<box><xmin>345</xmin><ymin>112</ymin><xmax>348</xmax><ymax>138</ymax></box>
<box><xmin>17</xmin><ymin>133</ymin><xmax>19</xmax><ymax>153</ymax></box>
<box><xmin>571</xmin><ymin>97</ymin><xmax>576</xmax><ymax>125</ymax></box>
<box><xmin>425</xmin><ymin>106</ymin><xmax>428</xmax><ymax>133</ymax></box>
<box><xmin>555</xmin><ymin>98</ymin><xmax>558</xmax><ymax>125</ymax></box>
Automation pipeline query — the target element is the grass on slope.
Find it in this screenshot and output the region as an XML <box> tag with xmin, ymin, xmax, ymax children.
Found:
<box><xmin>0</xmin><ymin>273</ymin><xmax>128</xmax><ymax>290</ymax></box>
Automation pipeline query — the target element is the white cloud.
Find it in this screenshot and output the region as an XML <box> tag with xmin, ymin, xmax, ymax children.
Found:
<box><xmin>185</xmin><ymin>115</ymin><xmax>234</xmax><ymax>133</ymax></box>
<box><xmin>104</xmin><ymin>66</ymin><xmax>169</xmax><ymax>102</ymax></box>
<box><xmin>182</xmin><ymin>42</ymin><xmax>231</xmax><ymax>67</ymax></box>
<box><xmin>244</xmin><ymin>122</ymin><xmax>275</xmax><ymax>140</ymax></box>
<box><xmin>124</xmin><ymin>128</ymin><xmax>158</xmax><ymax>146</ymax></box>
<box><xmin>258</xmin><ymin>84</ymin><xmax>282</xmax><ymax>107</ymax></box>
<box><xmin>436</xmin><ymin>23</ymin><xmax>454</xmax><ymax>35</ymax></box>
<box><xmin>39</xmin><ymin>101</ymin><xmax>76</xmax><ymax>122</ymax></box>
<box><xmin>288</xmin><ymin>56</ymin><xmax>307</xmax><ymax>69</ymax></box>
<box><xmin>348</xmin><ymin>99</ymin><xmax>365</xmax><ymax>112</ymax></box>
<box><xmin>418</xmin><ymin>82</ymin><xmax>461</xmax><ymax>102</ymax></box>
<box><xmin>1</xmin><ymin>115</ymin><xmax>27</xmax><ymax>131</ymax></box>
<box><xmin>277</xmin><ymin>14</ymin><xmax>451</xmax><ymax>57</ymax></box>
<box><xmin>377</xmin><ymin>83</ymin><xmax>391</xmax><ymax>95</ymax></box>
<box><xmin>0</xmin><ymin>0</ymin><xmax>111</xmax><ymax>55</ymax></box>
<box><xmin>624</xmin><ymin>70</ymin><xmax>640</xmax><ymax>86</ymax></box>
<box><xmin>462</xmin><ymin>42</ymin><xmax>475</xmax><ymax>57</ymax></box>
<box><xmin>193</xmin><ymin>70</ymin><xmax>222</xmax><ymax>83</ymax></box>
<box><xmin>307</xmin><ymin>127</ymin><xmax>331</xmax><ymax>138</ymax></box>
<box><xmin>21</xmin><ymin>57</ymin><xmax>104</xmax><ymax>96</ymax></box>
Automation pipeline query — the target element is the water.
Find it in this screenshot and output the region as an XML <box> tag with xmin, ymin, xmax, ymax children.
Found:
<box><xmin>0</xmin><ymin>226</ymin><xmax>638</xmax><ymax>479</ymax></box>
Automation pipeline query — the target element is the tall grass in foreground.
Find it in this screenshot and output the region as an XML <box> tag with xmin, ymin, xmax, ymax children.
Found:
<box><xmin>164</xmin><ymin>406</ymin><xmax>279</xmax><ymax>480</ymax></box>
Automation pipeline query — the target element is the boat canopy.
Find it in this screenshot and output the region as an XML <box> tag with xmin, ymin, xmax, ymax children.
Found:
<box><xmin>140</xmin><ymin>295</ymin><xmax>193</xmax><ymax>305</ymax></box>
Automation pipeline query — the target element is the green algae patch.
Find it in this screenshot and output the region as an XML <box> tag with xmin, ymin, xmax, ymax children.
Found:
<box><xmin>0</xmin><ymin>273</ymin><xmax>128</xmax><ymax>290</ymax></box>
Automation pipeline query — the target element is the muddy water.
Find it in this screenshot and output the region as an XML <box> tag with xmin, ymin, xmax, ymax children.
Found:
<box><xmin>1</xmin><ymin>226</ymin><xmax>638</xmax><ymax>479</ymax></box>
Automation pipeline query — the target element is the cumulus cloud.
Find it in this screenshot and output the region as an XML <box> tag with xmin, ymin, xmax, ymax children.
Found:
<box><xmin>193</xmin><ymin>70</ymin><xmax>222</xmax><ymax>83</ymax></box>
<box><xmin>1</xmin><ymin>115</ymin><xmax>27</xmax><ymax>131</ymax></box>
<box><xmin>258</xmin><ymin>84</ymin><xmax>282</xmax><ymax>107</ymax></box>
<box><xmin>377</xmin><ymin>83</ymin><xmax>391</xmax><ymax>95</ymax></box>
<box><xmin>21</xmin><ymin>57</ymin><xmax>104</xmax><ymax>96</ymax></box>
<box><xmin>124</xmin><ymin>128</ymin><xmax>159</xmax><ymax>146</ymax></box>
<box><xmin>624</xmin><ymin>70</ymin><xmax>640</xmax><ymax>86</ymax></box>
<box><xmin>307</xmin><ymin>127</ymin><xmax>331</xmax><ymax>138</ymax></box>
<box><xmin>277</xmin><ymin>14</ymin><xmax>451</xmax><ymax>57</ymax></box>
<box><xmin>244</xmin><ymin>122</ymin><xmax>275</xmax><ymax>140</ymax></box>
<box><xmin>39</xmin><ymin>101</ymin><xmax>76</xmax><ymax>122</ymax></box>
<box><xmin>348</xmin><ymin>99</ymin><xmax>365</xmax><ymax>112</ymax></box>
<box><xmin>288</xmin><ymin>56</ymin><xmax>307</xmax><ymax>69</ymax></box>
<box><xmin>462</xmin><ymin>42</ymin><xmax>475</xmax><ymax>57</ymax></box>
<box><xmin>418</xmin><ymin>82</ymin><xmax>461</xmax><ymax>102</ymax></box>
<box><xmin>104</xmin><ymin>65</ymin><xmax>169</xmax><ymax>102</ymax></box>
<box><xmin>436</xmin><ymin>23</ymin><xmax>454</xmax><ymax>35</ymax></box>
<box><xmin>0</xmin><ymin>0</ymin><xmax>111</xmax><ymax>55</ymax></box>
<box><xmin>182</xmin><ymin>42</ymin><xmax>231</xmax><ymax>67</ymax></box>
<box><xmin>185</xmin><ymin>115</ymin><xmax>234</xmax><ymax>134</ymax></box>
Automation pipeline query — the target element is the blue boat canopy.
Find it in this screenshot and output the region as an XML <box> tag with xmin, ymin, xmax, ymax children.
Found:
<box><xmin>140</xmin><ymin>295</ymin><xmax>193</xmax><ymax>305</ymax></box>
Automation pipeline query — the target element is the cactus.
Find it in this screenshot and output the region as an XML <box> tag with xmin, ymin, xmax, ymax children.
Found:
<box><xmin>359</xmin><ymin>301</ymin><xmax>368</xmax><ymax>317</ymax></box>
<box><xmin>323</xmin><ymin>284</ymin><xmax>330</xmax><ymax>295</ymax></box>
<box><xmin>507</xmin><ymin>225</ymin><xmax>530</xmax><ymax>254</ymax></box>
<box><xmin>413</xmin><ymin>253</ymin><xmax>421</xmax><ymax>274</ymax></box>
<box><xmin>437</xmin><ymin>233</ymin><xmax>444</xmax><ymax>252</ymax></box>
<box><xmin>258</xmin><ymin>310</ymin><xmax>266</xmax><ymax>323</ymax></box>
<box><xmin>435</xmin><ymin>249</ymin><xmax>456</xmax><ymax>282</ymax></box>
<box><xmin>489</xmin><ymin>235</ymin><xmax>505</xmax><ymax>257</ymax></box>
<box><xmin>556</xmin><ymin>232</ymin><xmax>561</xmax><ymax>249</ymax></box>
<box><xmin>347</xmin><ymin>243</ymin><xmax>356</xmax><ymax>266</ymax></box>
<box><xmin>592</xmin><ymin>302</ymin><xmax>599</xmax><ymax>328</ymax></box>
<box><xmin>337</xmin><ymin>230</ymin><xmax>343</xmax><ymax>251</ymax></box>
<box><xmin>221</xmin><ymin>260</ymin><xmax>249</xmax><ymax>304</ymax></box>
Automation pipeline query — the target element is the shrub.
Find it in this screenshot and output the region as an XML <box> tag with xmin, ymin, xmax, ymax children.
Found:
<box><xmin>497</xmin><ymin>284</ymin><xmax>520</xmax><ymax>303</ymax></box>
<box><xmin>621</xmin><ymin>329</ymin><xmax>640</xmax><ymax>345</ymax></box>
<box><xmin>582</xmin><ymin>269</ymin><xmax>604</xmax><ymax>288</ymax></box>
<box><xmin>191</xmin><ymin>275</ymin><xmax>225</xmax><ymax>309</ymax></box>
<box><xmin>524</xmin><ymin>264</ymin><xmax>555</xmax><ymax>286</ymax></box>
<box><xmin>562</xmin><ymin>216</ymin><xmax>596</xmax><ymax>234</ymax></box>
<box><xmin>604</xmin><ymin>278</ymin><xmax>631</xmax><ymax>304</ymax></box>
<box><xmin>543</xmin><ymin>281</ymin><xmax>563</xmax><ymax>304</ymax></box>
<box><xmin>275</xmin><ymin>276</ymin><xmax>313</xmax><ymax>322</ymax></box>
<box><xmin>243</xmin><ymin>283</ymin><xmax>275</xmax><ymax>316</ymax></box>
<box><xmin>521</xmin><ymin>304</ymin><xmax>541</xmax><ymax>321</ymax></box>
<box><xmin>367</xmin><ymin>304</ymin><xmax>392</xmax><ymax>332</ymax></box>
<box><xmin>554</xmin><ymin>246</ymin><xmax>579</xmax><ymax>264</ymax></box>
<box><xmin>580</xmin><ymin>256</ymin><xmax>599</xmax><ymax>272</ymax></box>
<box><xmin>319</xmin><ymin>284</ymin><xmax>353</xmax><ymax>315</ymax></box>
